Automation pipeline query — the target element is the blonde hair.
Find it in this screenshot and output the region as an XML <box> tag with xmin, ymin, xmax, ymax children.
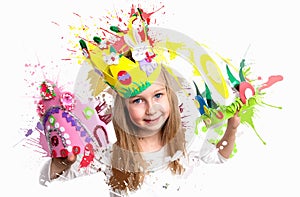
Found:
<box><xmin>109</xmin><ymin>66</ymin><xmax>186</xmax><ymax>192</ymax></box>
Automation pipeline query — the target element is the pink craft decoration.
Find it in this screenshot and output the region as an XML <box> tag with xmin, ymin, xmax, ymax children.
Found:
<box><xmin>38</xmin><ymin>80</ymin><xmax>110</xmax><ymax>166</ymax></box>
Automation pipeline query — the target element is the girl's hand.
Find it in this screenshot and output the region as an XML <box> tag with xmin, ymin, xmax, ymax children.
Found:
<box><xmin>217</xmin><ymin>112</ymin><xmax>240</xmax><ymax>159</ymax></box>
<box><xmin>50</xmin><ymin>154</ymin><xmax>77</xmax><ymax>180</ymax></box>
<box><xmin>227</xmin><ymin>112</ymin><xmax>240</xmax><ymax>131</ymax></box>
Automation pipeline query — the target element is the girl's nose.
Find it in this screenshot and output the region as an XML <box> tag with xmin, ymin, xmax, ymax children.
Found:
<box><xmin>146</xmin><ymin>101</ymin><xmax>156</xmax><ymax>115</ymax></box>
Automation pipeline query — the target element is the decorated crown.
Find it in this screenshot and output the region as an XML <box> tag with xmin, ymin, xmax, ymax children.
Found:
<box><xmin>76</xmin><ymin>6</ymin><xmax>237</xmax><ymax>105</ymax></box>
<box><xmin>79</xmin><ymin>9</ymin><xmax>165</xmax><ymax>98</ymax></box>
<box><xmin>37</xmin><ymin>80</ymin><xmax>110</xmax><ymax>166</ymax></box>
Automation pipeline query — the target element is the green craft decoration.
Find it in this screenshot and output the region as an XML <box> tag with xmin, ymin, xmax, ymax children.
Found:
<box><xmin>226</xmin><ymin>64</ymin><xmax>240</xmax><ymax>87</ymax></box>
<box><xmin>196</xmin><ymin>59</ymin><xmax>283</xmax><ymax>147</ymax></box>
<box><xmin>239</xmin><ymin>59</ymin><xmax>246</xmax><ymax>82</ymax></box>
<box><xmin>110</xmin><ymin>46</ymin><xmax>117</xmax><ymax>53</ymax></box>
<box><xmin>93</xmin><ymin>36</ymin><xmax>102</xmax><ymax>44</ymax></box>
<box><xmin>205</xmin><ymin>83</ymin><xmax>212</xmax><ymax>107</ymax></box>
<box><xmin>79</xmin><ymin>39</ymin><xmax>87</xmax><ymax>49</ymax></box>
<box><xmin>118</xmin><ymin>81</ymin><xmax>152</xmax><ymax>99</ymax></box>
<box><xmin>110</xmin><ymin>26</ymin><xmax>121</xmax><ymax>33</ymax></box>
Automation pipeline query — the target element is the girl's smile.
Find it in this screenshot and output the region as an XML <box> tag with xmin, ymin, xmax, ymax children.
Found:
<box><xmin>144</xmin><ymin>116</ymin><xmax>161</xmax><ymax>124</ymax></box>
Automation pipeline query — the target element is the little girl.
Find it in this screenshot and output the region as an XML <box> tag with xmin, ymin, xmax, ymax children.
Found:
<box><xmin>39</xmin><ymin>7</ymin><xmax>240</xmax><ymax>196</ymax></box>
<box><xmin>40</xmin><ymin>62</ymin><xmax>240</xmax><ymax>196</ymax></box>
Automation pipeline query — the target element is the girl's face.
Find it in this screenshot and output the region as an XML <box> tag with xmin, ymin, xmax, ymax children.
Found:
<box><xmin>125</xmin><ymin>81</ymin><xmax>170</xmax><ymax>136</ymax></box>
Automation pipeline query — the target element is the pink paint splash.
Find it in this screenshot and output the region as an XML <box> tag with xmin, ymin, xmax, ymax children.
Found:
<box><xmin>259</xmin><ymin>75</ymin><xmax>283</xmax><ymax>91</ymax></box>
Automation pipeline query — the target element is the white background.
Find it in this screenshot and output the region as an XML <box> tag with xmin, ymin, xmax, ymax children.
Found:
<box><xmin>1</xmin><ymin>0</ymin><xmax>298</xmax><ymax>196</ymax></box>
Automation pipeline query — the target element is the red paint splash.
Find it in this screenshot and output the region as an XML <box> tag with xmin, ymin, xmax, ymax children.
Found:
<box><xmin>137</xmin><ymin>5</ymin><xmax>165</xmax><ymax>25</ymax></box>
<box><xmin>259</xmin><ymin>75</ymin><xmax>283</xmax><ymax>91</ymax></box>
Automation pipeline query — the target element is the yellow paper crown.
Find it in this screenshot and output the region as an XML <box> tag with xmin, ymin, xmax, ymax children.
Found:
<box><xmin>78</xmin><ymin>6</ymin><xmax>240</xmax><ymax>107</ymax></box>
<box><xmin>79</xmin><ymin>11</ymin><xmax>163</xmax><ymax>98</ymax></box>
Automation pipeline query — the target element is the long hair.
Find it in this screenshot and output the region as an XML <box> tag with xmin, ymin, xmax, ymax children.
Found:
<box><xmin>108</xmin><ymin>66</ymin><xmax>186</xmax><ymax>192</ymax></box>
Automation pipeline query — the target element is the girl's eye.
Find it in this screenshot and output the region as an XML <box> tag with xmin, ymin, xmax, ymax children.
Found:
<box><xmin>133</xmin><ymin>98</ymin><xmax>142</xmax><ymax>104</ymax></box>
<box><xmin>154</xmin><ymin>93</ymin><xmax>163</xmax><ymax>99</ymax></box>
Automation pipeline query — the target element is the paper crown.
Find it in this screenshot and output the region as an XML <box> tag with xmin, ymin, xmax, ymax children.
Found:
<box><xmin>37</xmin><ymin>80</ymin><xmax>109</xmax><ymax>163</ymax></box>
<box><xmin>79</xmin><ymin>10</ymin><xmax>164</xmax><ymax>98</ymax></box>
<box><xmin>77</xmin><ymin>7</ymin><xmax>237</xmax><ymax>105</ymax></box>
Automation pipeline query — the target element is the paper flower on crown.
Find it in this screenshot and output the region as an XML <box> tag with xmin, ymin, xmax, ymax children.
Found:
<box><xmin>79</xmin><ymin>10</ymin><xmax>164</xmax><ymax>98</ymax></box>
<box><xmin>37</xmin><ymin>80</ymin><xmax>109</xmax><ymax>166</ymax></box>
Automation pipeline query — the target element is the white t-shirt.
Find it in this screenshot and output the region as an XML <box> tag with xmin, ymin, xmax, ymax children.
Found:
<box><xmin>39</xmin><ymin>129</ymin><xmax>227</xmax><ymax>196</ymax></box>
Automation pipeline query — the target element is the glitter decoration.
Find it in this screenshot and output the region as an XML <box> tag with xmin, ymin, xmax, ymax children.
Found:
<box><xmin>36</xmin><ymin>100</ymin><xmax>46</xmax><ymax>117</ymax></box>
<box><xmin>83</xmin><ymin>106</ymin><xmax>95</xmax><ymax>119</ymax></box>
<box><xmin>60</xmin><ymin>92</ymin><xmax>76</xmax><ymax>111</ymax></box>
<box><xmin>39</xmin><ymin>81</ymin><xmax>56</xmax><ymax>100</ymax></box>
